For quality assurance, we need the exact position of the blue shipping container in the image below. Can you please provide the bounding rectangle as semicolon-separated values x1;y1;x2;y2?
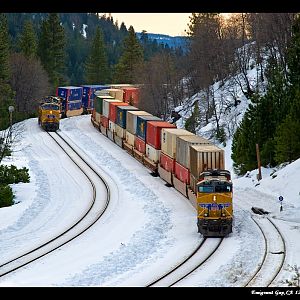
136;115;163;141
116;106;139;128
82;85;110;109
57;86;83;101
68;100;82;111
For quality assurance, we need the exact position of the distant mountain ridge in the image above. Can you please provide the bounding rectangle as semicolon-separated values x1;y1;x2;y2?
136;32;188;51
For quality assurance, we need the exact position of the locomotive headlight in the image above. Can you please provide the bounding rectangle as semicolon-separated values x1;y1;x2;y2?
50;110;53;114
222;213;226;217
213;195;216;202
204;213;208;217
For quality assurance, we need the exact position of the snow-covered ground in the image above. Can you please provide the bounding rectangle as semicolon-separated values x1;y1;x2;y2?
0;115;299;287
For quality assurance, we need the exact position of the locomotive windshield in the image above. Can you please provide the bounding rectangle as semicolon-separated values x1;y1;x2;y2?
198;181;232;193
41;104;60;110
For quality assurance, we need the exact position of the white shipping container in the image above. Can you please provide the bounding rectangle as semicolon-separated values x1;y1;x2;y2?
125;131;135;146
109;120;116;132
126;110;151;134
115;124;125;138
161;128;194;159
146;144;161;163
189;144;225;178
108;88;124;101
176;135;212;169
102;99;121;118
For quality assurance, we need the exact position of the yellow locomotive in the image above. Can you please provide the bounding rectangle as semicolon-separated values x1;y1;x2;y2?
38;101;60;132
196;169;233;237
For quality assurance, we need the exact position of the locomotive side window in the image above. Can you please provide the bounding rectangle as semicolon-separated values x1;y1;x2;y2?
215;184;232;193
42;104;60;110
198;186;214;193
198;183;232;193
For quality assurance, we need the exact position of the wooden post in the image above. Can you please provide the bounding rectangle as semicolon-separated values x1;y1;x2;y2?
256;143;262;181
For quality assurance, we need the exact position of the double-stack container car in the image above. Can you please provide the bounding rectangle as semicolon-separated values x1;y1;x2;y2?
89;83;233;237
82;85;109;113
56;86;83;118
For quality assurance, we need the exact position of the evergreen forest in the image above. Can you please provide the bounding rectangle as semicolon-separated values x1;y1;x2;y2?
1;13;300;176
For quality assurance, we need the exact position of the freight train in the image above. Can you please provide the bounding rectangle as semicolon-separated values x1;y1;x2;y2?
89;91;233;237
38;100;60;132
55;84;140;118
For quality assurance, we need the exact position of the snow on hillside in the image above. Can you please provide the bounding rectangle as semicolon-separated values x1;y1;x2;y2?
176;42;267;145
0;116;299;287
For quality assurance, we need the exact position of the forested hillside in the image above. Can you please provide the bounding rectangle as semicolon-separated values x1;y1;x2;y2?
0;12;177;127
1;13;300;177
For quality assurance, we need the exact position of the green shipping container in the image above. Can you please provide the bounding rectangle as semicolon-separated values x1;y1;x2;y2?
94;95;115;114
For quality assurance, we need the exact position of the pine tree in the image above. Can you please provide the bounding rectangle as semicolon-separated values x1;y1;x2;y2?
273;15;300;165
274;113;300;163
113;25;144;83
185;102;200;134
18;20;37;59
231;104;259;175
84;27;109;84
37;13;66;90
0;13;14;130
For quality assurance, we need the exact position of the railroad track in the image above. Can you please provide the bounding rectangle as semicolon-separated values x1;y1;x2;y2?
244;215;286;287
147;237;223;287
0;131;111;278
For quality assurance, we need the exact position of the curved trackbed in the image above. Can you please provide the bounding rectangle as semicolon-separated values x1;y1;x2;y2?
0;131;110;277
244;215;286;287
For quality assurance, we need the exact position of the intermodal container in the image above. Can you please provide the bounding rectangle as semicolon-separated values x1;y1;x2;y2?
108;88;124;101
145;144;161;163
161;128;194;159
94;88;112;97
94;95;115;114
160;152;175;173
100;115;109;128
67;100;82;110
123;87;140;106
82;85;108;110
57;86;83;101
108;120;116;133
146;121;176;150
189;144;225;178
95;112;101;124
92;108;96;121
126;111;152;135
116;106;139;129
115;124;125;138
176;135;212;169
109;102;129;123
103;99;122;118
136;115;163;141
125;131;135;146
135;136;146;154
174;161;190;184
111;84;134;89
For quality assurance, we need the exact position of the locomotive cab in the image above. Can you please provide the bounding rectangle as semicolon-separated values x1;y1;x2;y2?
196;169;233;237
38;103;60;132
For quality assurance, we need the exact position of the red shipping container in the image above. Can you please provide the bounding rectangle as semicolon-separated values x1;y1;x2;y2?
174;161;190;184
146;121;176;150
109;102;128;123
160;152;175;173
123;87;140;106
134;136;146;154
100;115;109;128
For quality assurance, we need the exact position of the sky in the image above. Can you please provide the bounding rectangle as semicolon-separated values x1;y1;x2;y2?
105;13;192;36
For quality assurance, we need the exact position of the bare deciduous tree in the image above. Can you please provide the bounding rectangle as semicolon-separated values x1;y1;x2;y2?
9;53;51;115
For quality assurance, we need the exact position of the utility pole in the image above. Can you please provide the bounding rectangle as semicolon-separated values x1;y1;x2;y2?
256;143;262;181
8;106;14;143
